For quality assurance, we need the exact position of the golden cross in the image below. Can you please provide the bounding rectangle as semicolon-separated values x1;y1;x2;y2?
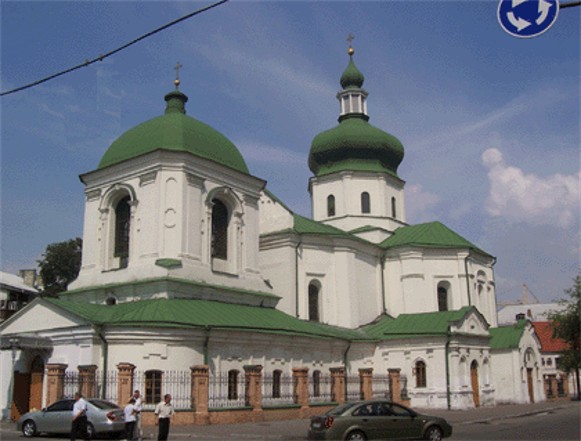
174;62;183;88
347;33;355;46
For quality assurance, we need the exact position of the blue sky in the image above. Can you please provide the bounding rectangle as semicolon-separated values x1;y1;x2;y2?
1;1;579;304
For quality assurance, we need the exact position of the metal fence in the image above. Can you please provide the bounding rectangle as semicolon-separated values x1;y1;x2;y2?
209;371;247;409
133;370;191;410
345;374;362;401
308;372;333;403
262;371;295;406
372;374;390;399
63;370;79;398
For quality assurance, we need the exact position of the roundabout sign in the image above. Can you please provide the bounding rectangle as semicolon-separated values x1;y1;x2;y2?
497;0;560;38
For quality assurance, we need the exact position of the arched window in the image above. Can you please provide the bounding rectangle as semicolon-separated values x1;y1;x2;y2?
415;361;427;388
361;192;370;214
272;370;282;398
391;197;397;219
145;370;162;404
308;282;320;322
327;195;335;217
437;286;448;312
312;370;321;397
114;196;131;268
228;370;239;400
211;199;229;260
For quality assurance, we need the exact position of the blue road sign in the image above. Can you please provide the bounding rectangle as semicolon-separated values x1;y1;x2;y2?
497;0;560;38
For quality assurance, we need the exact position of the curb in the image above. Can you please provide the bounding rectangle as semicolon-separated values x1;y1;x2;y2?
457;404;571;425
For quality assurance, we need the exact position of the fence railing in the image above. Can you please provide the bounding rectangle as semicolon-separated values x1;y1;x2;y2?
309;373;333;403
372;374;390;399
209;371;247;409
345;374;362;401
262;372;295;406
133;370;191;410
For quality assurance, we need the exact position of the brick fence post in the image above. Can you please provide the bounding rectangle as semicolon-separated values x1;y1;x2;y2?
330;367;345;404
244;365;263;420
45;364;67;406
191;365;209;424
117;362;135;407
388;368;402;404
293;367;309;415
78;365;98;398
359;368;373;400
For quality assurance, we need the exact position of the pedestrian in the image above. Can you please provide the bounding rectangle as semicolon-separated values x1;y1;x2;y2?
132;390;143;441
71;392;89;441
124;398;137;441
154;394;175;441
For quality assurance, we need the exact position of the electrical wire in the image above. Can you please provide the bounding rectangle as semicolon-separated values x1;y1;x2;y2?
0;0;229;97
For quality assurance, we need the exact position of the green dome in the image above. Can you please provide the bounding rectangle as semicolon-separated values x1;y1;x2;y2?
340;55;365;89
309;115;404;177
98;90;249;174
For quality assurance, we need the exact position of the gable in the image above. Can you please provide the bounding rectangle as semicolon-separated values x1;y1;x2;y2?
451;309;489;336
0;300;89;335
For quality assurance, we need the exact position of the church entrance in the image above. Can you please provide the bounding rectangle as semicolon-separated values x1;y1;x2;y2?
470;361;480;407
10;356;44;421
527;368;535;403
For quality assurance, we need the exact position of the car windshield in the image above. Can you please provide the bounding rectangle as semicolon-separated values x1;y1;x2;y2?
89;399;120;410
327;402;357;416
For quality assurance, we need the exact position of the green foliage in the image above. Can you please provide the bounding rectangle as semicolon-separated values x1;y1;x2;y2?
548;274;581;398
38;238;82;297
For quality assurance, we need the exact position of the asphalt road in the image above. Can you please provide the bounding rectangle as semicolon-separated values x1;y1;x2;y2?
2;402;579;441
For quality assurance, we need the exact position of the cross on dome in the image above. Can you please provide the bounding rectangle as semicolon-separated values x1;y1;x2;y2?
347;33;355;55
174;62;183;89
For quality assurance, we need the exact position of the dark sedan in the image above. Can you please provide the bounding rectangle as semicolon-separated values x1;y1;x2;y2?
308;400;452;441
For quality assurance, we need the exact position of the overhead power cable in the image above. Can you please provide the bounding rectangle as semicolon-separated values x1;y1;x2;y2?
1;0;229;97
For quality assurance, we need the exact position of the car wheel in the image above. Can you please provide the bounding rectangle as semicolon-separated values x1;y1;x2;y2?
22;420;37;437
425;426;443;441
87;422;96;439
345;430;367;441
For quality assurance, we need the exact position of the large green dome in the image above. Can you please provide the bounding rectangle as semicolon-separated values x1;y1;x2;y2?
309;52;404;177
98;90;249;174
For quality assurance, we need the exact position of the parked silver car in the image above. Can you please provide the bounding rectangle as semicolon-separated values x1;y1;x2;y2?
17;398;125;438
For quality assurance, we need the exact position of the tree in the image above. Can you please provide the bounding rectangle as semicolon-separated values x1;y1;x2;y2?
37;237;82;297
548;274;581;400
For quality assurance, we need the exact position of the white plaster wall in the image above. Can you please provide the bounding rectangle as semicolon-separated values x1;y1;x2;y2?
259;193;294;234
259;245;297;316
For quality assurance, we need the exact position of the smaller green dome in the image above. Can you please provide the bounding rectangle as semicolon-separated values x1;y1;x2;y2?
309;115;404;177
98;89;249;174
340;55;365;89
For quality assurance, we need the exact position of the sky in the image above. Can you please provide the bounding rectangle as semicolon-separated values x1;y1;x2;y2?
1;0;579;305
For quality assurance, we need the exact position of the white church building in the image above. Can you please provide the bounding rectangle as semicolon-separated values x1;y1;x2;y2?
0;47;545;422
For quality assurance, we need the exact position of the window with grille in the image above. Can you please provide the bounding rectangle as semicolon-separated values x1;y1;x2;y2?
415;361;427;388
227;370;239;400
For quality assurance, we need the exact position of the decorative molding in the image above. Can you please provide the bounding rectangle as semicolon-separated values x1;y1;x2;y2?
85;189;102;201
139;171;157;186
186;173;205;188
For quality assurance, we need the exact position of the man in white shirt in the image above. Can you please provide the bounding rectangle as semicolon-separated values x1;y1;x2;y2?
154;394;175;441
71;392;89;441
132;390;143;441
124;398;137;441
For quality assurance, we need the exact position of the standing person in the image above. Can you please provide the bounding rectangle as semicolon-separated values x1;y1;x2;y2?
123;398;137;441
71;392;89;441
132;390;143;441
154;394;175;441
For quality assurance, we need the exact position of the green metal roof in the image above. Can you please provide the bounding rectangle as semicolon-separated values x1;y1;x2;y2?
309;116;404;178
360;307;477;340
489;320;527;349
98;90;249;174
380;221;490;256
340;55;365;89
46;298;371;341
293;214;353;237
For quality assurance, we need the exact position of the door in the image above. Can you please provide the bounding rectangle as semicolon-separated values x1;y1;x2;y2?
11;372;30;421
470;361;480;407
376;402;423;439
527;368;535;403
40;399;74;433
29;356;44;411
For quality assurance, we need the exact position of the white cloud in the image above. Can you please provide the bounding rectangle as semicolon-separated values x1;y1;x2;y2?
482;148;580;228
405;184;441;223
